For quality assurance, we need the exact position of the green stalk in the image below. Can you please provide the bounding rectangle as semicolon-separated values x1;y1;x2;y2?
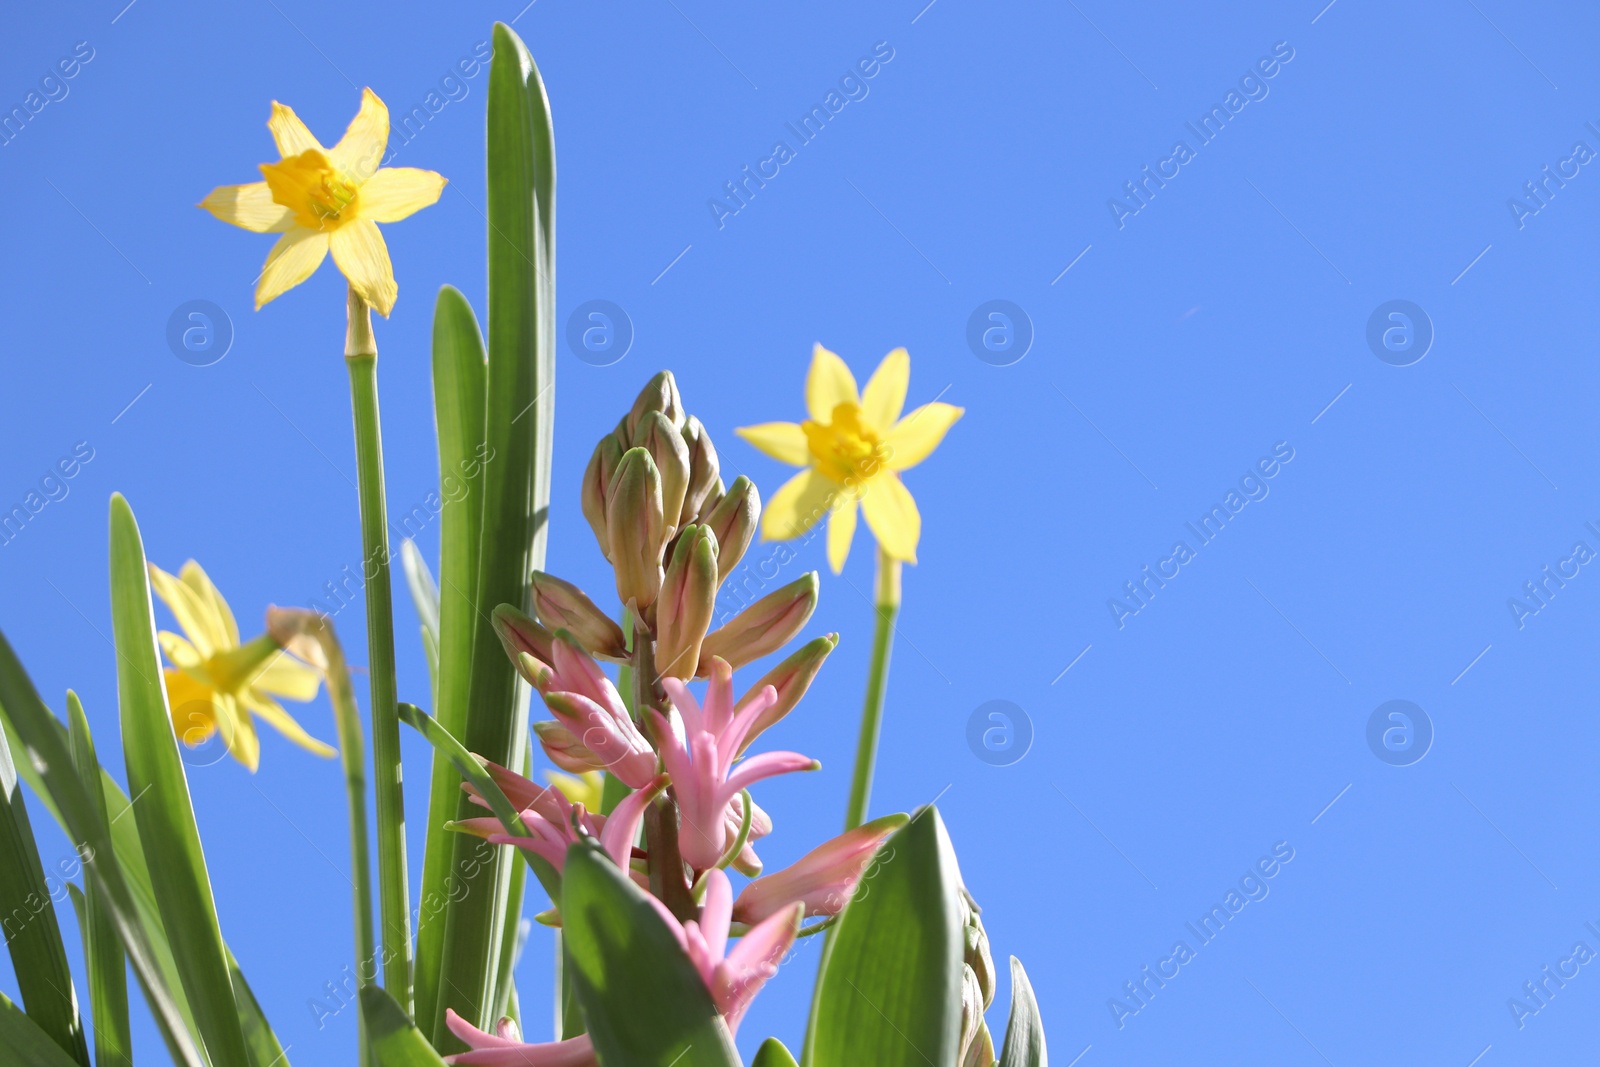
345;289;413;1012
302;614;376;1065
843;549;901;830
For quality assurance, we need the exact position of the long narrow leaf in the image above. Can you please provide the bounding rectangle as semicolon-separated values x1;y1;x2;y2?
435;20;556;1047
109;492;251;1065
997;956;1047;1067
0;992;85;1067
415;284;487;1033
0;695;88;1065
561;841;741;1067
65;694;131;1067
398;704;560;903
806;806;964;1067
0;627;207;1067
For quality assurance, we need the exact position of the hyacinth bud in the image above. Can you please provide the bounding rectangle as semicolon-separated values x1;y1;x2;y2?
701;475;759;582
606;447;666;611
581;433;625;560
680;416;721;526
634;411;691;539
625;370;684;438
530;571;628;661
492;604;555;678
734;633;837;755
532;719;603;775
961;886;996;1010
698;572;819;673
958;970;994;1067
655;525;719;681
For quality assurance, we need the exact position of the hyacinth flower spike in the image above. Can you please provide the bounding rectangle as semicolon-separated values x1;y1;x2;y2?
442;1013;596;1067
653;658;820;871
648;868;803;1035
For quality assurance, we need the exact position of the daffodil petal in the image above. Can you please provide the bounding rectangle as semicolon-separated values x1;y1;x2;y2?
256;228;330;310
882;402;964;471
806;344;859;423
761;468;836;542
331;87;389;182
148;564;221;659
826;496;858;574
253;652;322;702
860;348;909;433
242;691;336;758
179;560;239;649
157;631;202;671
860;474;920;563
215;693;261;772
268;101;323;158
330;219;397;317
358;167;445;223
164;669;217;747
199;182;294;233
735;422;809;466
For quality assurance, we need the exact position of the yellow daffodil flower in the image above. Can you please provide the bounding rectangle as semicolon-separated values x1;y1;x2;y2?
200;88;445;316
150;561;335;772
545;770;606;813
736;345;963;574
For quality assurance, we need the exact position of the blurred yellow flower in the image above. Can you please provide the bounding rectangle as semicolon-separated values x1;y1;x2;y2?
200;87;445;316
151;561;335;772
736;345;962;573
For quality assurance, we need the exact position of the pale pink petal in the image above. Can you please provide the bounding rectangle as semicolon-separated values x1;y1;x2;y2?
715;902;802;1032
701;658;735;739
599;774;666;869
443;1010;598;1066
717;685;777;770
722;750;819;798
661;676;705;740
732;817;902;923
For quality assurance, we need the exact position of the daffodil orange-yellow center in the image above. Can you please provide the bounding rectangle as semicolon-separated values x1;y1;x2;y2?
261;149;361;231
803;403;891;486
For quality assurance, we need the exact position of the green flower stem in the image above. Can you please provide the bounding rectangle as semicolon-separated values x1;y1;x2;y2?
345;290;413;1012
631;626;696;921
843;548;901;831
275;611;375;1067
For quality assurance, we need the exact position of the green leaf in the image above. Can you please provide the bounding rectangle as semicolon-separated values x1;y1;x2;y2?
413;284;486;1035
0;991;86;1067
65;695;131;1067
807;807;964;1067
398;704;561;904
109;492;251;1066
997;957;1047;1067
0;695;88;1065
0;625;207;1067
561;840;741;1067
399;539;441;646
753;1037;800;1067
362;986;449;1067
433;18;557;1047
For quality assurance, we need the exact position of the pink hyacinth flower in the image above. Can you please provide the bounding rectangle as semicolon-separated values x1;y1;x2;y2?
442;1011;597;1066
647;868;803;1034
457;764;666;881
532;632;657;789
732;812;907;924
653;658;819;871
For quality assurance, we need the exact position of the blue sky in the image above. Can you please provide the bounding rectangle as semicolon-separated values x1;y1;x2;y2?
4;0;1600;1063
